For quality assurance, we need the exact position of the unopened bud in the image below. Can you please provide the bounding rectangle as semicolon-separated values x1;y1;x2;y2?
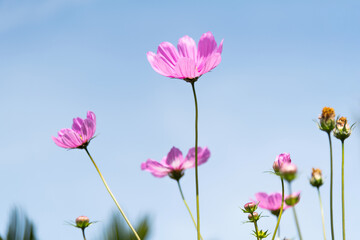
273;153;291;174
317;107;336;133
333;116;353;141
244;202;257;213
310;168;324;187
280;163;297;182
75;216;90;229
248;212;259;222
285;192;300;206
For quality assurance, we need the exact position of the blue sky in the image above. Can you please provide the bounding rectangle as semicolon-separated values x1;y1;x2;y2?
0;0;359;239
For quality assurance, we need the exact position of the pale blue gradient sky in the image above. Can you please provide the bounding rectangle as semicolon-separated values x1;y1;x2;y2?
1;0;360;239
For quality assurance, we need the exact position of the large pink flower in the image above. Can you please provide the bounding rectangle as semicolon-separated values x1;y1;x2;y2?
52;111;96;149
147;32;223;81
141;146;210;180
254;192;294;216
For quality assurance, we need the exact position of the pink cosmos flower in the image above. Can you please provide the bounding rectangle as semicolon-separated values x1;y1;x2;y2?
147;32;223;81
141;146;210;180
273;152;292;172
254;192;293;216
52;111;96;149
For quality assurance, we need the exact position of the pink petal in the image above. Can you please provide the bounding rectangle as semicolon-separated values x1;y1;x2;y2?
72;117;84;135
141;159;171;177
52;136;69;148
255;192;269;209
147;52;175;77
157;42;179;68
217;39;224;54
177;35;197;60
182;147;210;169
174;57;198;79
81;118;95;142
87;111;96;123
165;147;183;169
199;53;221;75
197;32;218;60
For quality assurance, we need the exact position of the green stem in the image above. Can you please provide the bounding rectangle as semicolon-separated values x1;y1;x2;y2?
289;184;303;240
327;132;335;240
191;82;200;240
271;177;285;240
252;216;260;240
84;148;141;240
341;140;346;240
177;180;204;240
81;228;86;240
317;187;327;240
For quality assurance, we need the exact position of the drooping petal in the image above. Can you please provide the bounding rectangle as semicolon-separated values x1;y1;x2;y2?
53;129;83;148
174;57;198;79
182;147;210;169
147;52;175;77
197;32;218;60
165;147;184;170
177;35;197;60
157;42;179;68
141;159;171;177
52;136;70;148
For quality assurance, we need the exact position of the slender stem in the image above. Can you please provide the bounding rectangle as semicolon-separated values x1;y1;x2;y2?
341;140;346;240
271;177;285;240
84;148;141;240
327;132;335;240
81;229;86;240
191;82;200;240
289;183;303;240
317;187;327;240
177;180;204;240
277;217;280;239
252;216;260;240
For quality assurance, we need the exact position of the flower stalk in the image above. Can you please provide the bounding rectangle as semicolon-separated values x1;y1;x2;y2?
317;187;327;240
341;140;346;240
327;132;335;240
288;183;302;240
271;177;285;240
177;180;204;240
191;81;201;240
84;148;141;240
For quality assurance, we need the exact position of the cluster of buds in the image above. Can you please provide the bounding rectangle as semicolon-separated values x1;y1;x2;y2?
333;116;354;141
310;168;324;188
242;202;269;239
317;107;336;133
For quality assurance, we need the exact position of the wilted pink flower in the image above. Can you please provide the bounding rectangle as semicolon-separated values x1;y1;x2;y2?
255;192;292;216
141;146;210;180
273;153;292;172
52;111;96;149
147;32;223;81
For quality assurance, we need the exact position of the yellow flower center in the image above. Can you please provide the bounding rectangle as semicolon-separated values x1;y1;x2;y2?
321;107;335;120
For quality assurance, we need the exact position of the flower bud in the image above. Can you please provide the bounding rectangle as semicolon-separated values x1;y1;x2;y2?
285;192;300;206
279;163;297;182
248;212;259;222
310;168;324;187
244;202;257;213
333;116;353;141
318;107;336;133
75;216;90;229
273;153;291;174
253;229;270;239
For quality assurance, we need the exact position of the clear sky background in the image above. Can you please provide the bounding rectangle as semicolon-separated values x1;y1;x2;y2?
1;0;359;239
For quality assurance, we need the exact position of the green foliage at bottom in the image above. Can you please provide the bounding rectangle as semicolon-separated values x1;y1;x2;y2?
1;208;37;240
102;213;150;240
